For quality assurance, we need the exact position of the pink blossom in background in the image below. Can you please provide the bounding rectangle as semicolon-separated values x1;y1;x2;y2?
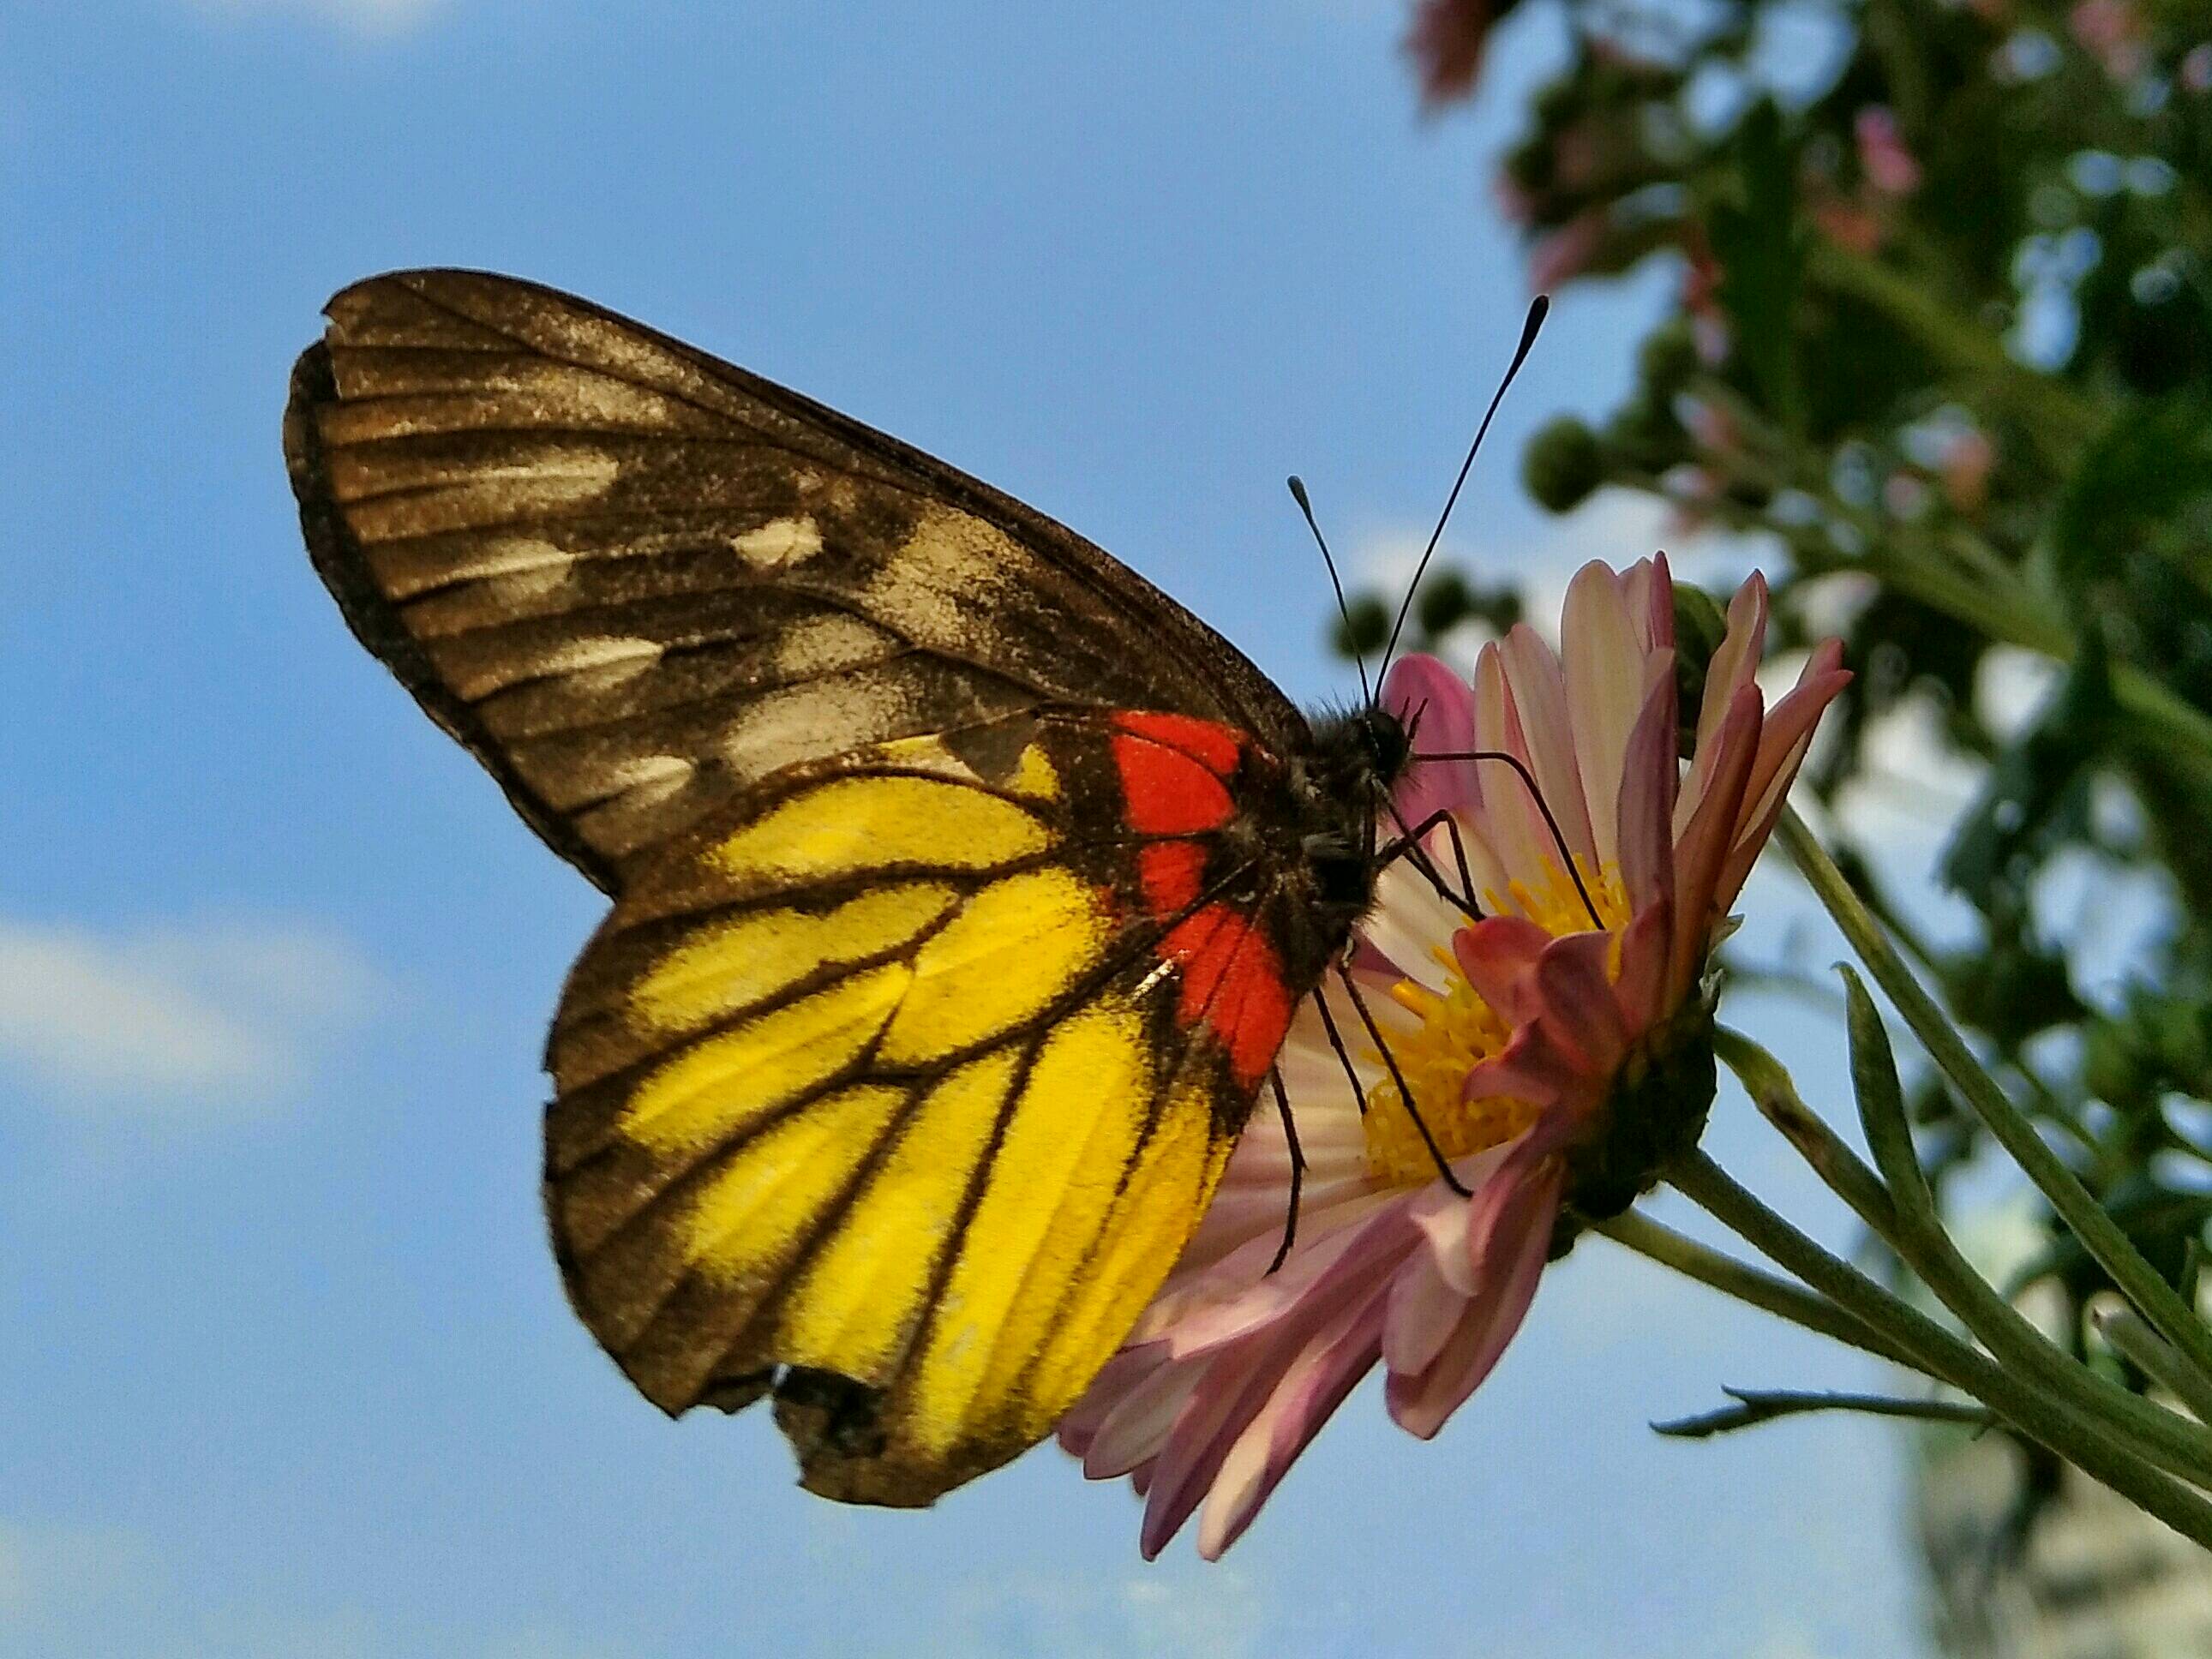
1406;0;1497;109
1854;106;1923;196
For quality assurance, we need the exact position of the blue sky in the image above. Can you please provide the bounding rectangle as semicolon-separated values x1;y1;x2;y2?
2;3;1934;1654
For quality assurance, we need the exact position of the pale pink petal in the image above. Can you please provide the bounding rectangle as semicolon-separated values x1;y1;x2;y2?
1080;1350;1200;1478
1384;653;1481;830
1195;1297;1388;1560
1386;1153;1565;1438
1059;1345;1162;1460
1616;665;1680;912
1382;1237;1472;1375
1363;859;1467;994
1406;1139;1525;1291
1499;624;1599;869
1561;561;1650;868
1155;1203;1412;1359
1424;812;1514;920
1682;573;1768;831
1472;642;1558;897
1139;1268;1380;1559
1668;683;1762;1003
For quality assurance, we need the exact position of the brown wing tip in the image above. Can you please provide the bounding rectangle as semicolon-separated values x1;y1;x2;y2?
776;1372;965;1510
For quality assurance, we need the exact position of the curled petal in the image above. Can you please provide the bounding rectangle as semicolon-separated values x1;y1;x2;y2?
1451;914;1554;1022
1531;929;1628;1075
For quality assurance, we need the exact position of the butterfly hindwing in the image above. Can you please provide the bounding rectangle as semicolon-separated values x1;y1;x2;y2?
284;269;1306;893
543;714;1304;1503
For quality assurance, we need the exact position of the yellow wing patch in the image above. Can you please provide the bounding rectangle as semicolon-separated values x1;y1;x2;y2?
545;728;1262;1508
709;774;1049;887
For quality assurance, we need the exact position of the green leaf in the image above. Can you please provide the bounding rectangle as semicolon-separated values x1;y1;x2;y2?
1709;100;1803;428
2052;392;2212;603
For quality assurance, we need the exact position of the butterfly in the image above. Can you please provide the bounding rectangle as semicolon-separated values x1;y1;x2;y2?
284;270;1443;1507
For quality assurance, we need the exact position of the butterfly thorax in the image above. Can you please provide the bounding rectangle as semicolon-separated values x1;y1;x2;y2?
1276;704;1412;961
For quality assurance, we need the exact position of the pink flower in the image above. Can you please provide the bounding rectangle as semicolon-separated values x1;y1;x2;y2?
1061;559;1849;1559
1937;428;1997;514
2070;0;2148;80
1406;0;1498;110
1526;209;1611;291
1854;107;1923;196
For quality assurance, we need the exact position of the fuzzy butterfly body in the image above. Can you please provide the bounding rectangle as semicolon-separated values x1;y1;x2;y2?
285;270;1407;1505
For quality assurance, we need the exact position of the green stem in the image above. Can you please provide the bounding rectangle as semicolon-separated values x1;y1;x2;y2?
1779;808;2212;1392
1594;1210;1928;1374
1803;242;2101;452
1652;1387;1992;1440
1828;979;2212;1487
2095;1297;2212;1429
1669;1150;2212;1548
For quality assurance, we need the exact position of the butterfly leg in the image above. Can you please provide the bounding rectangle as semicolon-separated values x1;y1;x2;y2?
1264;1066;1304;1276
1376;804;1483;919
1335;966;1472;1198
1404;747;1604;926
1310;982;1369;1120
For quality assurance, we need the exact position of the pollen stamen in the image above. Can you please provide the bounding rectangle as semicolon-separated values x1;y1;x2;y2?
1358;859;1628;1185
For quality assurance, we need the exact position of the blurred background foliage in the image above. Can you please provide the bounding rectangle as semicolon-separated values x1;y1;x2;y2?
1350;0;2212;1638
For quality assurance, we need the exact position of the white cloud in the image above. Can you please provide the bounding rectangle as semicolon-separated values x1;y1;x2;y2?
0;1516;636;1659
1352;487;1789;672
187;0;444;36
0;916;384;1118
912;1568;1265;1659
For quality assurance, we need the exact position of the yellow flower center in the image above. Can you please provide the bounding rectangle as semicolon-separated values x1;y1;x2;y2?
1360;856;1633;1186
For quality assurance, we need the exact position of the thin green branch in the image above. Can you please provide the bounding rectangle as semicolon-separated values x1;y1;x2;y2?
1594;1210;1927;1374
1833;973;2212;1487
1668;1149;2212;1548
1653;1386;1992;1441
1778;809;2212;1392
2095;1297;2212;1429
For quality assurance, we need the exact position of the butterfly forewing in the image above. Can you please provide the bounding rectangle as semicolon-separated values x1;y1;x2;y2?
285;270;1305;893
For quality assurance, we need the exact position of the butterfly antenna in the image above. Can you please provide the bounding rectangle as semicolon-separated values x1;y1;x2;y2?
1287;475;1371;708
1376;295;1550;685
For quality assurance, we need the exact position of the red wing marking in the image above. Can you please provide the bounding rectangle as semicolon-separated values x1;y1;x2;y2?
1109;712;1292;1084
1159;903;1296;1087
1110;710;1244;776
1136;841;1208;918
1111;731;1234;836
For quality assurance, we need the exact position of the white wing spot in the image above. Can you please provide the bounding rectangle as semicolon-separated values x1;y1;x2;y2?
602;753;696;806
537;636;666;680
732;517;824;569
774;614;896;678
